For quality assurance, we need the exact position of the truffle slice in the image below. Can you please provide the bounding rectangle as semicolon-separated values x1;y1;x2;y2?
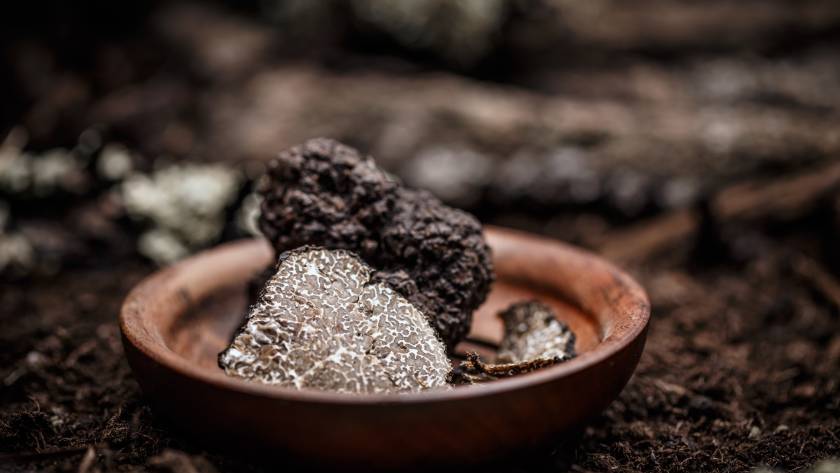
219;247;451;394
449;301;576;384
258;138;494;349
496;300;576;364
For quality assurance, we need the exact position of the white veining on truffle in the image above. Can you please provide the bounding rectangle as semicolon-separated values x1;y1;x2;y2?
219;247;451;394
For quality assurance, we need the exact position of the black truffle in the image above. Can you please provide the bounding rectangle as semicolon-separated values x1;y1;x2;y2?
448;301;576;384
219;246;451;393
258;138;494;349
496;300;576;364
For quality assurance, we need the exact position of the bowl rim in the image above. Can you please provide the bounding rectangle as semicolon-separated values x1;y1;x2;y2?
120;225;649;406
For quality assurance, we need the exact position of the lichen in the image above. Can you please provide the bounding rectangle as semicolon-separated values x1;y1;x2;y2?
0;128;89;197
121;163;241;264
219;246;451;394
403;147;493;207
96;144;134;181
0;232;34;275
0;201;34;275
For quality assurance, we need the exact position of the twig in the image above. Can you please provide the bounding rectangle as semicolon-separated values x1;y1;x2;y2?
77;446;96;473
598;162;840;263
449;352;563;384
791;254;840;310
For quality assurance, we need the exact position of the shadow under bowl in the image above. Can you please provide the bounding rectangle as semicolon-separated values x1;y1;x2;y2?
120;226;649;468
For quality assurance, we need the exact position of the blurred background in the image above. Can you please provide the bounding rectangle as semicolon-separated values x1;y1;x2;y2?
1;1;840;471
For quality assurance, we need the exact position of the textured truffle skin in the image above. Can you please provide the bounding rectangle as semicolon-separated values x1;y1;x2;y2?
219;247;450;394
258;138;494;349
496;301;576;363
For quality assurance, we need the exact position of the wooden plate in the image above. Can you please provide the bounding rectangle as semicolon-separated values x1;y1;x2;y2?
120;226;649;468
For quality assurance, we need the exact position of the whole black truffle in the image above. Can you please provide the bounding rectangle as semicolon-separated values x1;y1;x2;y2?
258;138;494;349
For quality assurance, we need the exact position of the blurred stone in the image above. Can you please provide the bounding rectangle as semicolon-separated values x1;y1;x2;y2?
234;192;262;237
605;169;652;217
490;148;601;208
350;0;507;67
97;143;134;181
403;147;492;206
657;177;701;209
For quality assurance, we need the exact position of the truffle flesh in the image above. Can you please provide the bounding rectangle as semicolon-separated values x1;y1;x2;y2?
219;246;451;394
496;300;576;364
449;301;576;384
258;138;494;349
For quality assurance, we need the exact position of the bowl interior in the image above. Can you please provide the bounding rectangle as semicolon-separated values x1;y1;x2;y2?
166;273;601;372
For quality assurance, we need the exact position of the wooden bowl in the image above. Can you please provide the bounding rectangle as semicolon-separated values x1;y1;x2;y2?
120;226;649;468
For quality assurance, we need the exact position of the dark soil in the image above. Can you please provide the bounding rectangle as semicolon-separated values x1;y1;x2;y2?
2;213;839;472
1;1;839;472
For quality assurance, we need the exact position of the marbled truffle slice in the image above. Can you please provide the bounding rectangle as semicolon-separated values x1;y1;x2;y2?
496;301;576;364
448;301;577;384
219;247;450;394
